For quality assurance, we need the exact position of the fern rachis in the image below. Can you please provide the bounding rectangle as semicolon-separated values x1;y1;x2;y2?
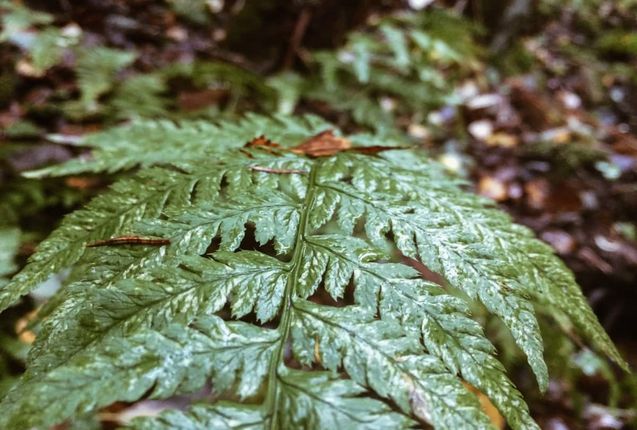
0;115;626;429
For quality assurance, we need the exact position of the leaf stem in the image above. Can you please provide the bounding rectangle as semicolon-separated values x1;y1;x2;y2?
264;162;319;429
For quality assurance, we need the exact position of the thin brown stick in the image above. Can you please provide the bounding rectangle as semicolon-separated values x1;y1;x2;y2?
282;7;312;70
86;236;171;247
249;165;308;175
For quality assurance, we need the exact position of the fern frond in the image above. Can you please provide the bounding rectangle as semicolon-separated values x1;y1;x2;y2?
292;301;496;428
0;115;625;429
0;1;79;75
27;114;330;177
298;234;538;429
108;74;168;119
26;28;78;74
129;403;265;430
0;316;278;429
0;1;53;42
165;61;276;101
286;8;481;130
74;47;136;113
130;371;410;430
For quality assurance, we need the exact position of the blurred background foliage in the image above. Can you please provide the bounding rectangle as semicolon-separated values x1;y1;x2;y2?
0;0;636;428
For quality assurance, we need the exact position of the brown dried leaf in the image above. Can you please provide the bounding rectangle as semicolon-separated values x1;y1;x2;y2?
243;135;283;156
291;130;352;157
290;130;407;158
245;135;280;149
65;176;102;190
353;145;411;155
177;88;228;112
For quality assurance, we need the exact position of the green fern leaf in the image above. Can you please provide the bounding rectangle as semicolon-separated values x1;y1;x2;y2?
299;233;538;429
130;371;410;430
0;1;53;42
291;301;496;428
26;114;330;177
293;8;481;131
381;24;411;69
0;115;626;429
0;316;278;429
109;74;168;119
27;28;78;74
129;403;265;430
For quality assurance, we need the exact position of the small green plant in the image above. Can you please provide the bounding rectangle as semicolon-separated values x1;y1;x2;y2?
0;115;626;429
0;0;80;76
269;9;481;133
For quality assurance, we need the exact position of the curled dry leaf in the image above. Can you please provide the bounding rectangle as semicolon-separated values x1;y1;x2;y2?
291;130;409;157
291;130;352;157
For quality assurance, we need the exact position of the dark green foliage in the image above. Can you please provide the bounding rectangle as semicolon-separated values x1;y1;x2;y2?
270;9;482;132
0;228;19;291
0;2;479;130
0;115;626;429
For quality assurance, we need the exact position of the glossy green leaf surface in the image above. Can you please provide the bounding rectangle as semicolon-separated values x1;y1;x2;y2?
0;115;625;429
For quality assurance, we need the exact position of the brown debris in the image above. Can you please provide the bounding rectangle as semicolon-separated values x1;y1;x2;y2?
313;336;321;364
578;247;614;274
86;236;171;247
478;176;509;202
290;130;407;157
485;132;518;148
352;144;411;155
177;88;229;112
244;135;283;156
15;310;38;345
65;176;103;190
246;135;281;149
291;130;352;157
509;80;563;131
541;230;576;255
524;178;550;210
